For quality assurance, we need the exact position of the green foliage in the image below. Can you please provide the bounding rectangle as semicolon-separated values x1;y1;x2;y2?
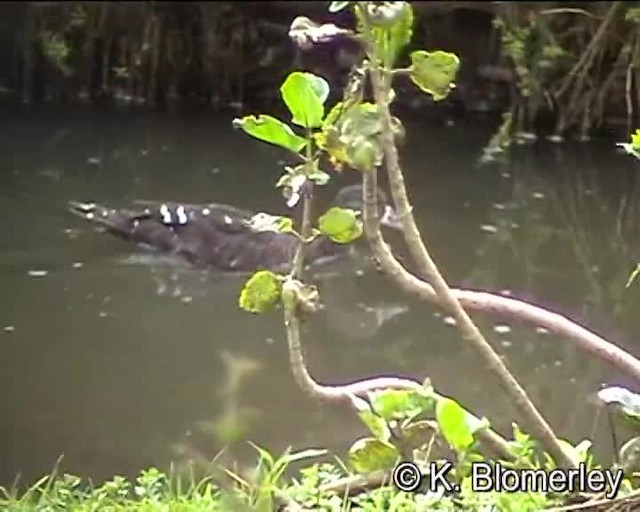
368;388;436;422
318;207;363;244
617;129;640;161
348;437;399;473
238;271;283;314
356;2;414;68
0;468;223;511
223;443;327;511
435;398;478;453
409;50;460;101
315;102;405;172
232;115;307;153
280;72;330;129
626;7;640;24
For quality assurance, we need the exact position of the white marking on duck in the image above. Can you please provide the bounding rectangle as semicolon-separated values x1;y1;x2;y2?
176;205;188;225
223;215;233;225
202;208;210;216
86;212;94;220
493;324;511;334
159;204;172;224
102;210;108;216
133;220;140;228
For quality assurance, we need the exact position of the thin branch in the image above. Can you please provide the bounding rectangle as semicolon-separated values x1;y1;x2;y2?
366;59;574;468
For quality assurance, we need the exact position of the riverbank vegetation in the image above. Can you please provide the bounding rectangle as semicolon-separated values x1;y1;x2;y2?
4;1;640;511
1;2;638;140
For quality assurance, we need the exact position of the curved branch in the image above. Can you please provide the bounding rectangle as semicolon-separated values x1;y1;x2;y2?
366;64;575;468
282;284;517;463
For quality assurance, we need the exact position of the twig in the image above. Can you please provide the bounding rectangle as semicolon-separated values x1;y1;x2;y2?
555;1;621;100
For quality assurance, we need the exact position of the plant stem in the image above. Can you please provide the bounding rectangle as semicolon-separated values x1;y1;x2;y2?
366;60;575;469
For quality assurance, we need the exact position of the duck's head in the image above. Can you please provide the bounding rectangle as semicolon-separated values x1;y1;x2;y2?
333;184;402;230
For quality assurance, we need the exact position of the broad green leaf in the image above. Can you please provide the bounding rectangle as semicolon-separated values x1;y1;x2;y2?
317;102;384;171
350;396;392;441
386;3;414;64
233;115;307;152
409;50;460;101
358;3;413;67
348;437;399;473
347;137;380;172
318;207;363;244
402;420;437;451
435;397;483;453
368;388;435;422
280;72;328;129
329;1;350;13
358;410;392;441
245;212;295;234
305;73;330;105
239;270;282;314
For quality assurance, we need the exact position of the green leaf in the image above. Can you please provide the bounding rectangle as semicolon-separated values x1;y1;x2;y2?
347;137;380;172
436;397;484;453
618;129;640;161
245;213;295;234
358;3;413;67
233;115;307;152
402;420;437;451
318;207;363;244
317;102;385;171
329;1;350;13
409;50;460;101
280;72;328;129
386;3;414;63
239;271;282;314
348;437;399;473
350;396;392;441
369;389;435;422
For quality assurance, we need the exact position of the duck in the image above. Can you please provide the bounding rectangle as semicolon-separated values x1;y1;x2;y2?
67;184;401;273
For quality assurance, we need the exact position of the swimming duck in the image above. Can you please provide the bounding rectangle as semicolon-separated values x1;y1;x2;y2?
67;185;401;273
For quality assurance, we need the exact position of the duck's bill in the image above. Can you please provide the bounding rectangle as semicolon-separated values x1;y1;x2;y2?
380;204;402;230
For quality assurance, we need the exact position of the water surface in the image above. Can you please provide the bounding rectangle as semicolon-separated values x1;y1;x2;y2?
1;103;640;486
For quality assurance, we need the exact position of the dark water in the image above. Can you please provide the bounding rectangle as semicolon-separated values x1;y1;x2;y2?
1;102;640;486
